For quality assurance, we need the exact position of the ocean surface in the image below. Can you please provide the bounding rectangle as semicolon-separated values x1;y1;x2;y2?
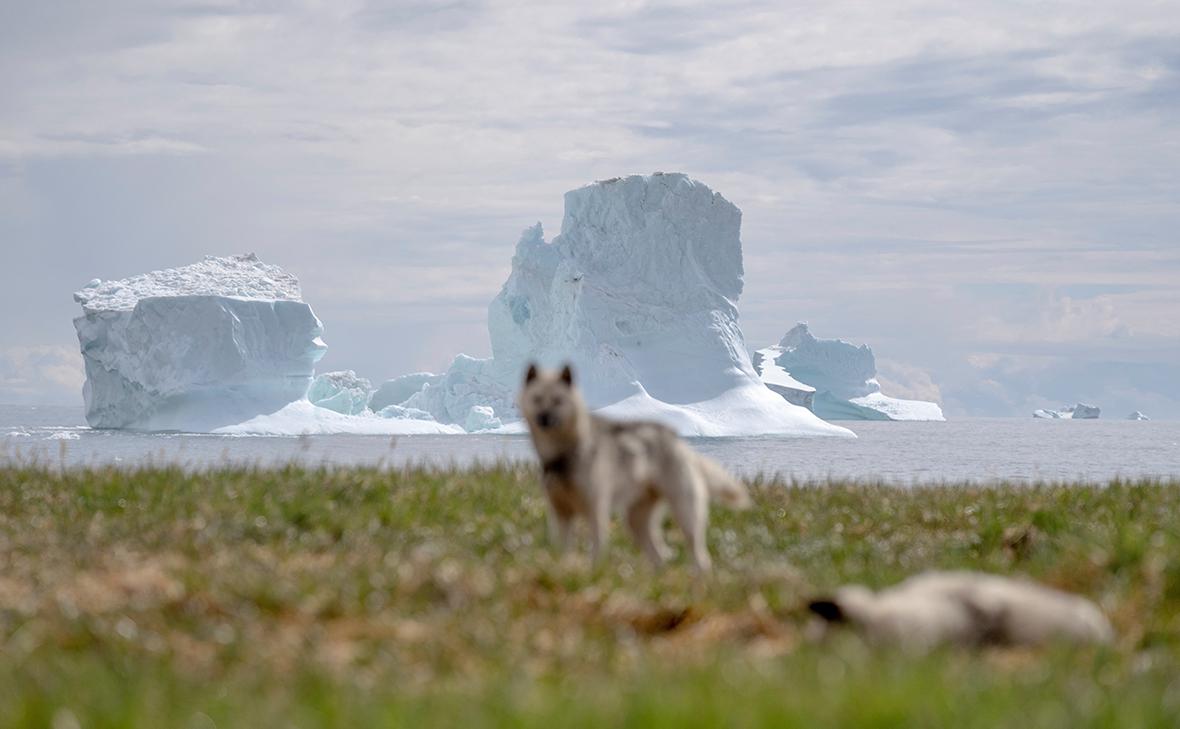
2;404;1177;484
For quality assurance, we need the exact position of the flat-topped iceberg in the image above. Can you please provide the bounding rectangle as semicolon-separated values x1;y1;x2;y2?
73;255;455;435
385;173;852;438
754;323;945;421
1034;404;1101;420
74;254;328;431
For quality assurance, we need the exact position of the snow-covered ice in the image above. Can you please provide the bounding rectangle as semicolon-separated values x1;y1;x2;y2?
370;372;440;412
72;255;454;435
754;323;944;421
1034;404;1101;420
464;405;502;432
752;345;816;409
74;255;328;431
214;400;461;435
392;173;852;437
308;370;373;415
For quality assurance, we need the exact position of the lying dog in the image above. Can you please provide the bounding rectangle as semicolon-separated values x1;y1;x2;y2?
518;364;749;572
809;571;1113;651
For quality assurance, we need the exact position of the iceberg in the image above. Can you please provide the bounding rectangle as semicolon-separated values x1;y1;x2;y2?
73;255;455;435
754;323;945;421
1127;411;1150;421
308;370;373;415
1033;404;1101;420
73;254;328;431
370;372;441;412
394;173;851;437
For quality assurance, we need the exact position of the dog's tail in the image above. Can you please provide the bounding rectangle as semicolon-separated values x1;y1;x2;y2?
691;451;752;509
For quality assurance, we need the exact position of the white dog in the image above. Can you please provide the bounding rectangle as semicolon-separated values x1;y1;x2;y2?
518;364;749;572
809;571;1114;651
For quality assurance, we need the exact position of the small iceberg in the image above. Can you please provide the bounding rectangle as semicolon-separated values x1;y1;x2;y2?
1033;403;1101;420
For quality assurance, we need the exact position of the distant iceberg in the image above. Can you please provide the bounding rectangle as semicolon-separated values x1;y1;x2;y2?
73;255;454;435
754;323;944;421
1127;411;1150;421
1034;404;1101;420
382;173;852;438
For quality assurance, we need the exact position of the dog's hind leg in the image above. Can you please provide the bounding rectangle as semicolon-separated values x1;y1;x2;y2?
626;495;671;567
668;474;712;573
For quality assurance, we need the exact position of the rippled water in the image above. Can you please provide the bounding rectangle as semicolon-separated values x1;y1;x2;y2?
2;405;1177;484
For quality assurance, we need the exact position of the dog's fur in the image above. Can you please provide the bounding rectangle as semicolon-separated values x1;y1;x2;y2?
808;571;1113;651
518;364;749;572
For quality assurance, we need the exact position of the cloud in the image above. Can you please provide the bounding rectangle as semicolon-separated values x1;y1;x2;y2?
974;291;1133;345
0;0;1177;413
876;359;943;404
0;346;84;405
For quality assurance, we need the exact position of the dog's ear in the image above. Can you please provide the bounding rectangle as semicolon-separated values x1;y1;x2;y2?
525;363;538;384
808;598;846;623
559;363;574;386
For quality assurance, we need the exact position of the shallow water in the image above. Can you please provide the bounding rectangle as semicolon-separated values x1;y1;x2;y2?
2;404;1177;484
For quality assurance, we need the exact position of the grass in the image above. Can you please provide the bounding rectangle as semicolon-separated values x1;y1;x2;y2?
1;464;1179;727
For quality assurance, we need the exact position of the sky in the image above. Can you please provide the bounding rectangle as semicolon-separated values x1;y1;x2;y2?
1;0;1178;418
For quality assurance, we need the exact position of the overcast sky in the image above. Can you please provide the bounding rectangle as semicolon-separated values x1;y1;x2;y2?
1;0;1178;418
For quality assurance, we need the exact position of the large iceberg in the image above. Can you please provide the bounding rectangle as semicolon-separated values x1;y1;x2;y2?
754;323;945;421
388;173;852;438
73;255;456;434
74;254;328;431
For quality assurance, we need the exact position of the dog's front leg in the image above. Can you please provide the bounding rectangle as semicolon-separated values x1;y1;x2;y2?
588;494;610;565
547;504;574;553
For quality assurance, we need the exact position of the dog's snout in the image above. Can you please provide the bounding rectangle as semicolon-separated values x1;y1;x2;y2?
537;411;555;428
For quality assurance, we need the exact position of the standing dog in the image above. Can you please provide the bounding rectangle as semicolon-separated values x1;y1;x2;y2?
518;363;750;572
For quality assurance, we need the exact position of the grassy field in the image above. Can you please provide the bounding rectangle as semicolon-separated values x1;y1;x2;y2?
1;464;1179;728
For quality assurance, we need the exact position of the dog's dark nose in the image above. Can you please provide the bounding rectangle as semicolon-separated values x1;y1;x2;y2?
537;411;554;428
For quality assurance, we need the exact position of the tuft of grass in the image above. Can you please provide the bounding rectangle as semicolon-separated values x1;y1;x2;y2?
1;465;1179;727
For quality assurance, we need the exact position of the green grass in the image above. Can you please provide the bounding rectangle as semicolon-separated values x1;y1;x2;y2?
1;464;1179;727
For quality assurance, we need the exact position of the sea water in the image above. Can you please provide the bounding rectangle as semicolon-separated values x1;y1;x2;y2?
2;405;1177;484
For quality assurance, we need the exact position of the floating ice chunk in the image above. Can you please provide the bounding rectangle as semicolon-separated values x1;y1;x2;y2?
308;370;372;415
463;405;502;432
756;323;944;421
1127;411;1150;421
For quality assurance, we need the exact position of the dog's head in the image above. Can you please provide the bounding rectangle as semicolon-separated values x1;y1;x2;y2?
519;363;583;435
